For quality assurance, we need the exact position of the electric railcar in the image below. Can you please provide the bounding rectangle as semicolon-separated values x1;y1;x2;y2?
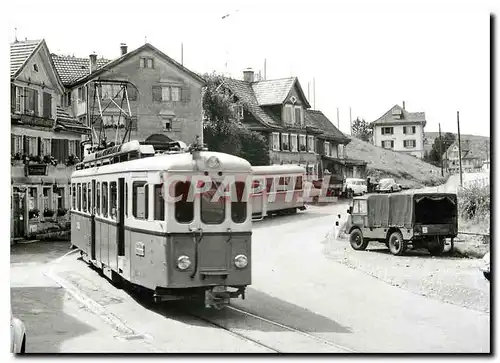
70;141;252;308
251;165;307;221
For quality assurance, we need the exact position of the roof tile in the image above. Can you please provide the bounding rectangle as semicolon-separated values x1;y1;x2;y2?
372;104;426;125
305;110;349;142
10;40;42;76
51;54;111;85
251;78;296;105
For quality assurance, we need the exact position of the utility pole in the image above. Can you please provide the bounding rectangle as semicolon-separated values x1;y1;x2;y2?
264;59;267;80
307;82;310;102
349;107;352;135
439;123;443;176
313;78;316;110
181;43;183;66
457;111;463;187
337;107;340;128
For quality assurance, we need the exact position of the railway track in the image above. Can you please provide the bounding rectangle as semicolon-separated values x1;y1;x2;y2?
183;304;354;353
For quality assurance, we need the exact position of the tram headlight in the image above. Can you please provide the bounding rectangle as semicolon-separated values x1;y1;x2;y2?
177;255;191;270
207;156;220;169
234;254;248;269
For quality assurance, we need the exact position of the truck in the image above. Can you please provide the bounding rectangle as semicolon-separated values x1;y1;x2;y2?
344;192;458;256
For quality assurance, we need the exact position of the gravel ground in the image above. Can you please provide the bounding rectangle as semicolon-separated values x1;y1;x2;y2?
322;231;490;313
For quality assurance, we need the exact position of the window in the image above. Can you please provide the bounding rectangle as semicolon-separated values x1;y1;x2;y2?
170;87;180;102
382;140;394;149
42;92;52;119
272;132;280;151
27;136;38;156
295;176;303;190
299;135;306;152
282;134;289;151
235;104;244;119
359;200;367;214
28;187;38;210
78;87;87;102
41;139;51;156
201;182;225;225
63;92;72;107
174;181;194;223
307;136;315;152
68;140;76;156
88;183;91;213
82;184;87;212
140;57;154;69
290;134;298;152
33;64;38;72
14;86;24;113
231;182;247;223
381;127;394;135
154;184;165;221
102;182;108;217
133;182;148;220
110;182;117;220
24;88;39;115
42;187;51;211
77;184;82;211
284;104;294;124
11;135;22;154
352;200;360;214
163;118;172;131
266;178;274;193
55;187;64;210
294;106;303;125
72;184;76;210
96;182;101;215
125;183;128;217
404;140;416;148
324;141;331;156
161;87;170;101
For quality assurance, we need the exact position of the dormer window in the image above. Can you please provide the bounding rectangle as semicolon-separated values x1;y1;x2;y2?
33;64;38;72
234;105;244;120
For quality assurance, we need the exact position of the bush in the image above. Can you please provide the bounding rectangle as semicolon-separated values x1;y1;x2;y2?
29;208;40;219
457;183;490;236
57;208;68;217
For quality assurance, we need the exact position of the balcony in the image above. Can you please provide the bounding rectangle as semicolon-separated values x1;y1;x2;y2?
11;113;54;128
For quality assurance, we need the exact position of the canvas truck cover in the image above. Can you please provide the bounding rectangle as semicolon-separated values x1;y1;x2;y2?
413;193;457;205
388;194;414;228
367;194;390;227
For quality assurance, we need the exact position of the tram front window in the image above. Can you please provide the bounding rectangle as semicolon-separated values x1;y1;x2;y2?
174;181;193;223
231;181;247;223
201;181;225;225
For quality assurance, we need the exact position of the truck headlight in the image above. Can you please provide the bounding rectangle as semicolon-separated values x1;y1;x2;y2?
234;254;248;268
177;255;191;270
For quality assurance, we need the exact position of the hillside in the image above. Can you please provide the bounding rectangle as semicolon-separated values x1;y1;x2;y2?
424;132;490;158
345;136;446;188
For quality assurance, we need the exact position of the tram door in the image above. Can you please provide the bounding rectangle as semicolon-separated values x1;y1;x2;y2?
117;178;125;257
91;180;96;260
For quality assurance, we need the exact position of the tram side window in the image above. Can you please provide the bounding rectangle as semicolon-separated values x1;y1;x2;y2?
201;181;225;225
295;176;303;190
154;184;165;221
96;182;101;215
133;182;149;220
125;183;128;217
88;182;91;213
231;181;247;223
174;181;193;223
82;184;87;213
102;182;108;217
110;182;117;220
72;184;76;210
77;184;82;211
266;178;273;193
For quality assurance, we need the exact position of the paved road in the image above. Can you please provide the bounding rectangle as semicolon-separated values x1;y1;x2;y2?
10;204;490;353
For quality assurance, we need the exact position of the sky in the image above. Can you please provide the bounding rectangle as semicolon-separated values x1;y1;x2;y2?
2;0;494;137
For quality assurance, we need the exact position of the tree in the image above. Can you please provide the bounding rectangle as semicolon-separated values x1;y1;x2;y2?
351;117;373;142
425;132;456;166
202;72;270;166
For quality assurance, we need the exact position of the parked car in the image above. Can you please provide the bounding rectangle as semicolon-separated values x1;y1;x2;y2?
480;252;490;281
345;192;458;256
344;178;367;196
376;178;401;193
11;315;26;354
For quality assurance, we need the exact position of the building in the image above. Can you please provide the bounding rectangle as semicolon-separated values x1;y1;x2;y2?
305;110;367;179
52;43;205;152
10;39;90;240
371;102;426;158
443;140;484;174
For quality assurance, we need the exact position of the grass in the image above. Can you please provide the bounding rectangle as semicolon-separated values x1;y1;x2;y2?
345;136;447;188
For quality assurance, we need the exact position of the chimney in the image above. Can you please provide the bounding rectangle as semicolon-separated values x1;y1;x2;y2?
243;68;254;83
89;53;97;73
402;101;406;110
120;43;128;56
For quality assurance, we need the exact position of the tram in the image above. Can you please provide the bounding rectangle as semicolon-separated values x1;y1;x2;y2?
251;165;307;221
70;140;252;308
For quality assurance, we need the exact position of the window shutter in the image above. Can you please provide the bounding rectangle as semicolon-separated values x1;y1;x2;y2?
51;139;59;161
11;84;15;112
37;137;42;156
34;90;39;115
152;86;162;102
412;126;416;134
403;127;406;134
181;87;191;102
391;141;394;148
76;140;81;159
63;139;69;162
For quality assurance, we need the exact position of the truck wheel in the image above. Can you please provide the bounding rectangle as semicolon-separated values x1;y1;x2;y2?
388;231;406;255
349;229;368;251
428;237;445;256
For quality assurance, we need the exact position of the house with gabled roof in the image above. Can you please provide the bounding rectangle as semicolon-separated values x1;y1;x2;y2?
10;39;90;240
371;102;426;158
305;110;367;179
222;69;323;174
443;140;485;174
52;43;205;151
